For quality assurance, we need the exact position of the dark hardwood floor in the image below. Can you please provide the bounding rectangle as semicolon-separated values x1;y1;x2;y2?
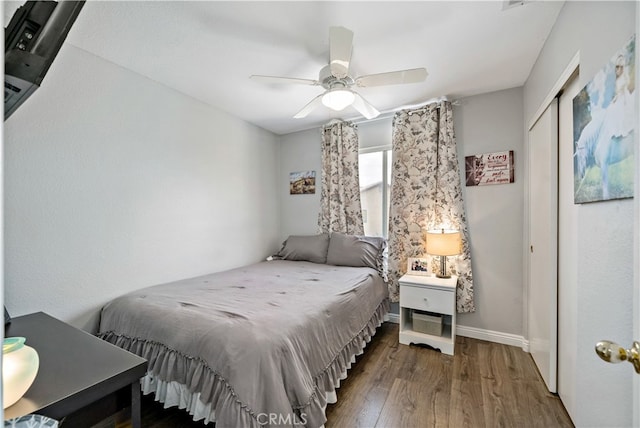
131;322;573;427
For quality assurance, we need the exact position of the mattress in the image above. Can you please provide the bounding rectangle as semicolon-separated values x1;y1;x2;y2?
98;260;388;427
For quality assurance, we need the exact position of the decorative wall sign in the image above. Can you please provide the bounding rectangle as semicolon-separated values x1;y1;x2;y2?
573;35;635;204
289;170;316;194
465;150;514;186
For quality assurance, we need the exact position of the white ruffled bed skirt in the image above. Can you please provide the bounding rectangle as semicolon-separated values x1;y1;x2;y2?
140;338;368;426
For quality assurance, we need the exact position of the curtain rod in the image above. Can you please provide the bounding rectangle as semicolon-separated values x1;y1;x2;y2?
349;96;460;125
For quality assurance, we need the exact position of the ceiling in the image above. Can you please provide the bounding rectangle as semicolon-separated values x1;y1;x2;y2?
6;1;565;135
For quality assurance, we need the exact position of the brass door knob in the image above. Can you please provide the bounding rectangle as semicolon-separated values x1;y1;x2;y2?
595;340;640;374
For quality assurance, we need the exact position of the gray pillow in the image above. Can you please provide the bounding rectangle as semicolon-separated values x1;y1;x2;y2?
326;233;387;274
276;233;330;264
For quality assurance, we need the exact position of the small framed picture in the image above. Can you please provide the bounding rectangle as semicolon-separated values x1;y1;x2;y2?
407;258;431;276
289;170;316;195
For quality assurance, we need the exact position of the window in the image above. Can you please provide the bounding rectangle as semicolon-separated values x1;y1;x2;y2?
359;148;392;237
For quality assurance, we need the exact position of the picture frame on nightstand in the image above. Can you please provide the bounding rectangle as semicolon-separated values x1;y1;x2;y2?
407;257;431;276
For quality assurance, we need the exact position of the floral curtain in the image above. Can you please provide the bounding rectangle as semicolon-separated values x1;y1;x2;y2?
387;101;474;313
317;121;364;235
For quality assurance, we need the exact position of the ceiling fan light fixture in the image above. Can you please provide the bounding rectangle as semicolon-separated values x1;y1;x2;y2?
321;88;355;111
253;27;428;120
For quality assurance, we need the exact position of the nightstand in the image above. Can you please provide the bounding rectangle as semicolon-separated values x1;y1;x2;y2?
398;274;457;355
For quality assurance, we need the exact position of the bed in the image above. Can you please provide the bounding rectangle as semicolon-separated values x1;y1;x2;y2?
97;233;389;428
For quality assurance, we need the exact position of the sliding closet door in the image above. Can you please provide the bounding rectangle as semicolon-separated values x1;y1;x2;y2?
557;72;580;417
528;99;558;393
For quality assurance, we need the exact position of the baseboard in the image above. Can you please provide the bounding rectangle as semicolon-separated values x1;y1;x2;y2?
456;325;528;350
384;315;528;351
385;313;400;324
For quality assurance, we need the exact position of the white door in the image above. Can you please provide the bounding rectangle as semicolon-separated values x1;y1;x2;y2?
593;11;639;422
635;174;640;427
634;9;639;423
557;72;580;417
528;99;558;393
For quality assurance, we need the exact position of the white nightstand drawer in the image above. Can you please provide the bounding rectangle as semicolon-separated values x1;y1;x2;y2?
400;284;454;315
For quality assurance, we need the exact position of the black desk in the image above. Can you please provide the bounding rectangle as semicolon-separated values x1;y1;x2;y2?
4;312;147;427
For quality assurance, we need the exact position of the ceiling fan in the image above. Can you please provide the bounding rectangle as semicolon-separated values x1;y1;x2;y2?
250;26;428;120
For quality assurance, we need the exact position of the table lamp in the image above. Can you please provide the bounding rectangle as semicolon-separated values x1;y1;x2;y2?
426;229;461;278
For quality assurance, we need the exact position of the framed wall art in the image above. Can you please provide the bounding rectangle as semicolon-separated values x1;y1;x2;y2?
289;170;316;195
465;150;515;186
572;35;635;204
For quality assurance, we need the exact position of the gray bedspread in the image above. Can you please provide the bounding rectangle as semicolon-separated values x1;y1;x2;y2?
98;260;388;428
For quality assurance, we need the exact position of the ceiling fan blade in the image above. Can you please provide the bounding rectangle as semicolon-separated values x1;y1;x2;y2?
355;68;428;87
329;26;353;79
250;75;319;86
293;94;324;119
351;92;380;119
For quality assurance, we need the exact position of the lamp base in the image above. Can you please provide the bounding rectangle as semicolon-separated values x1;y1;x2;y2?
436;256;451;279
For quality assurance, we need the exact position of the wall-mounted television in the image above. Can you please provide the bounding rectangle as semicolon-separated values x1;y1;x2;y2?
4;0;85;120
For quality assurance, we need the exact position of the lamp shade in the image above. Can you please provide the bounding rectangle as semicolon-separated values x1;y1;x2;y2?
322;88;355;111
426;229;461;256
3;337;39;408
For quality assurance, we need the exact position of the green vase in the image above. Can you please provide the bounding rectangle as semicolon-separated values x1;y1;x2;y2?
3;337;39;408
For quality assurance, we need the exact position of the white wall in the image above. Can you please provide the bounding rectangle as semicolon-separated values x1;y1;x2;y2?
4;44;281;332
454;88;525;337
524;2;636;426
278;128;322;241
